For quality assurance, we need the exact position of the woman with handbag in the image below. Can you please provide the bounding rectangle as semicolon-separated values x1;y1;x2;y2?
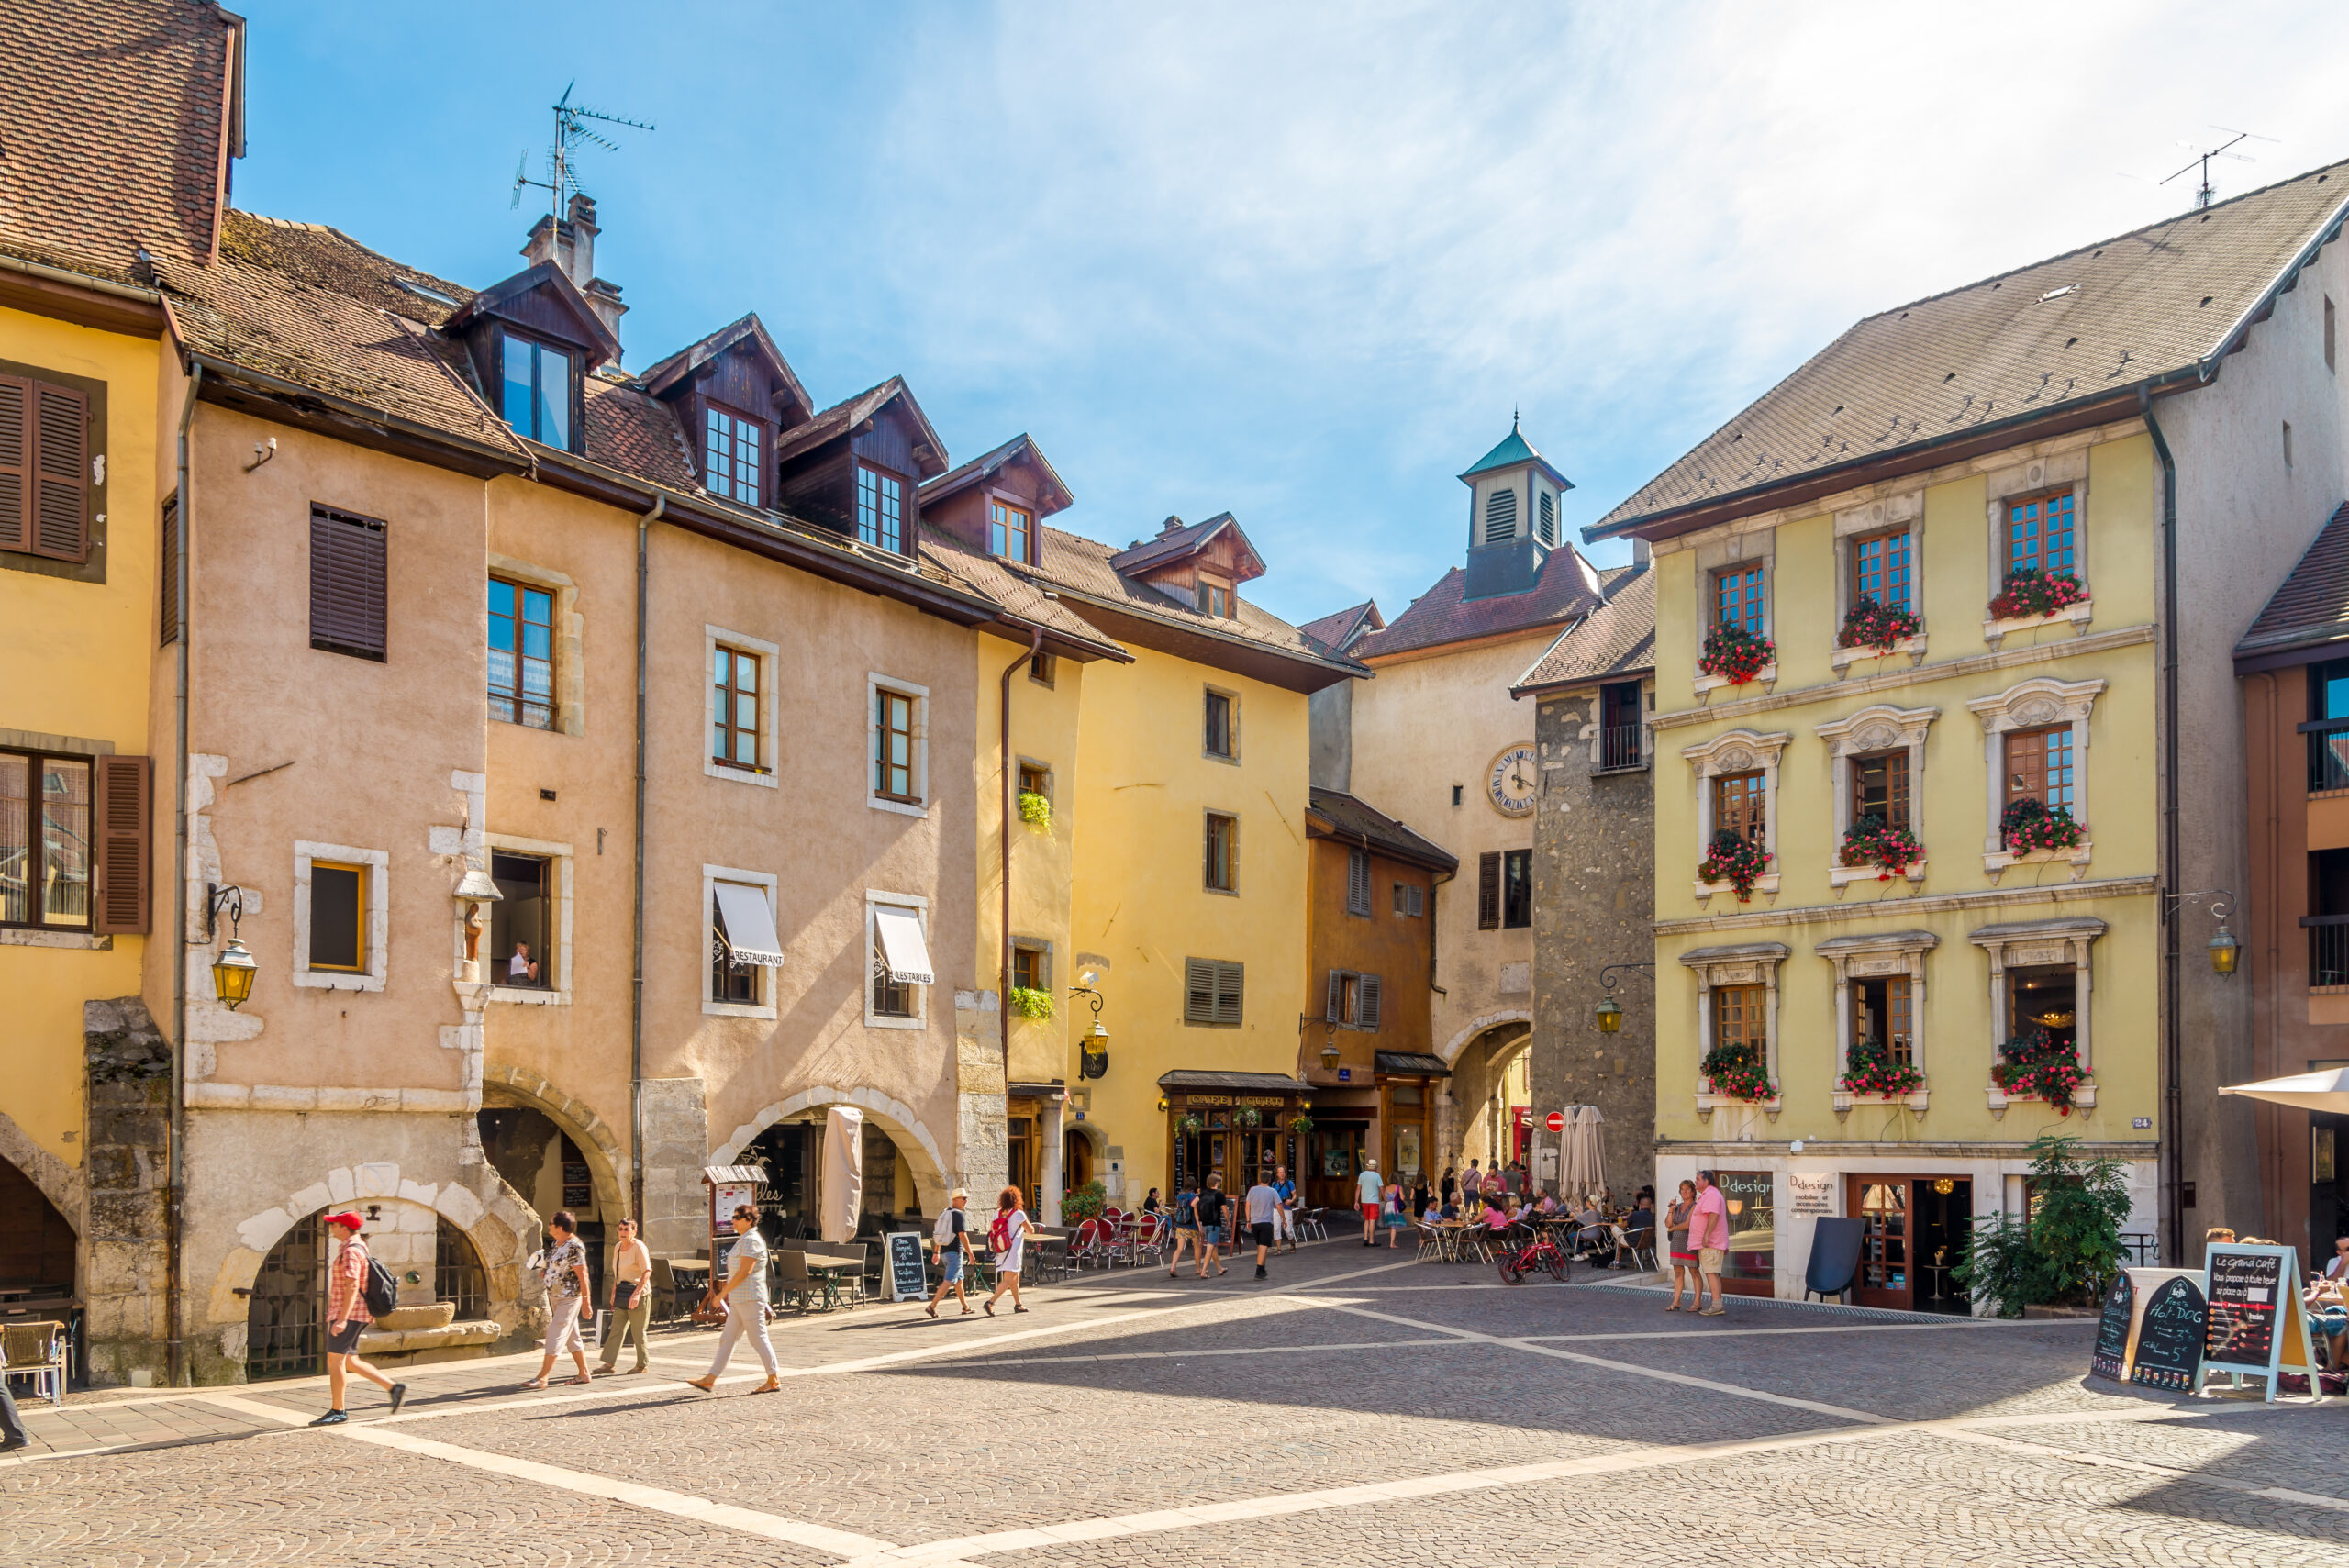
596;1217;653;1376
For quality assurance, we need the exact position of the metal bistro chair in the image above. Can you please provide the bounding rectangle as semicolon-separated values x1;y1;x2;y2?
774;1249;818;1314
2;1319;67;1405
1413;1219;1450;1265
1611;1222;1659;1273
1068;1218;1106;1271
1294;1207;1329;1244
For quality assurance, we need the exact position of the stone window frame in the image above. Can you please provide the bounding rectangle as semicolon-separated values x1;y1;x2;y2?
1812;704;1938;893
1677;941;1789;1118
293;840;389;993
484;553;585;736
864;889;930;1031
1967;916;2105;1118
483;831;573;1007
1965;676;2103;880
703;864;779;1021
1829;492;1928;675
1680;728;1790;906
868;672;930;817
705;624;781;788
1981;453;2094;649
1689;526;1778;700
1816;929;1938;1112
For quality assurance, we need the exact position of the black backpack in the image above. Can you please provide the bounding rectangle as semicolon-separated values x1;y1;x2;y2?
362;1252;399;1317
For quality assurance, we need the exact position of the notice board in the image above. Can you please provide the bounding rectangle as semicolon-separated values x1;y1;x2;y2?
886;1230;928;1301
2089;1271;2133;1381
2129;1274;2207;1393
2197;1242;2319;1400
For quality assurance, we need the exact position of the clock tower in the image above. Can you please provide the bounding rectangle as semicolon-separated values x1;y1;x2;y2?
1460;416;1574;603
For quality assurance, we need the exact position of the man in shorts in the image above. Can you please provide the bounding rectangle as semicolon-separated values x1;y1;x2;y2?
1357;1156;1384;1247
1195;1174;1230;1277
1271;1163;1298;1252
1245;1173;1281;1279
1688;1170;1730;1316
313;1211;406;1425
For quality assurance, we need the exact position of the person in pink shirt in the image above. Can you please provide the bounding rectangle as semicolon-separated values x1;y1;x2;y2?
1687;1171;1730;1317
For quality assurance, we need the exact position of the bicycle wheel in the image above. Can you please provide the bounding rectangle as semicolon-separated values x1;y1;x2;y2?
1497;1253;1524;1284
1541;1249;1567;1283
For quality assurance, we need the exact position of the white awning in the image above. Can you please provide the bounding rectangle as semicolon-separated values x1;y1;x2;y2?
874;905;934;985
712;882;785;968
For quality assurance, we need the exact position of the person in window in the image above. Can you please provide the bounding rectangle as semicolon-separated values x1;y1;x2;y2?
507;941;540;986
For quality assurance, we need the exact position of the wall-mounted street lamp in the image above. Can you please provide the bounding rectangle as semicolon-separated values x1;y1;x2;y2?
206;883;257;1009
1593;962;1654;1033
1299;1011;1341;1072
2166;890;2240;976
1072;970;1109;1079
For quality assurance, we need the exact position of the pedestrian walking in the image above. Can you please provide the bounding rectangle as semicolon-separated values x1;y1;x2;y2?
525;1210;596;1388
1383;1181;1408;1249
1195;1174;1230;1276
1688;1171;1729;1316
1271;1164;1298;1252
312;1211;406;1425
1356;1157;1383;1247
687;1205;780;1392
1440;1165;1458;1207
1165;1185;1201;1276
1244;1173;1280;1279
926;1187;976;1317
985;1187;1035;1316
596;1217;652;1375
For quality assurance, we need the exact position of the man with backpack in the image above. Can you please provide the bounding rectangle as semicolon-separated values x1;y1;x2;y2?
924;1187;974;1318
313;1211;406;1426
1165;1186;1200;1278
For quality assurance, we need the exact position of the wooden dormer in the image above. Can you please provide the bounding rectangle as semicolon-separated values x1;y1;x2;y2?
917;433;1074;568
638;314;814;512
1108;512;1267;619
772;378;947;556
441;261;620;454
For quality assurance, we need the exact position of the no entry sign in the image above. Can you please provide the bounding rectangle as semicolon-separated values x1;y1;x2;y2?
1544;1111;1565;1132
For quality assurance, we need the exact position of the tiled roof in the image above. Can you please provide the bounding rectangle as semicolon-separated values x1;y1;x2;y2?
584;377;699;492
1594;159;2349;536
1156;1070;1312;1092
0;0;239;281
1353;545;1604;661
1107;512;1265;580
2235;502;2349;665
1308;787;1458;873
1375;1051;1451;1077
917;527;1128;659
1297;601;1383;656
1512;562;1657;692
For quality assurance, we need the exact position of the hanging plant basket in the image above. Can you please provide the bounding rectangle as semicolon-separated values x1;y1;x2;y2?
1176;1113;1205;1135
1836;596;1921;651
1840;816;1923;879
1287;1113;1315;1134
1018;790;1052;829
1988;568;2088;620
1698;624;1776;685
1008;985;1054;1021
1234;1106;1263;1129
1698;830;1772;901
1700;1042;1776;1102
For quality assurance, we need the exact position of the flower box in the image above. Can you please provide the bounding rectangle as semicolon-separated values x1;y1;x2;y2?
1836;597;1922;652
1830;861;1924;895
1832;1087;1931;1114
1986;1082;2097;1119
1695;1090;1784;1120
1694;873;1781;907
1830;635;1927;677
1983;573;2092;650
1693;663;1778;703
1698;832;1773;903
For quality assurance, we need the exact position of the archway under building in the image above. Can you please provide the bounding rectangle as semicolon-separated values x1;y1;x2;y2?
0;1152;77;1299
715;1087;950;1238
1441;1017;1532;1186
243;1208;495;1381
477;1073;630;1304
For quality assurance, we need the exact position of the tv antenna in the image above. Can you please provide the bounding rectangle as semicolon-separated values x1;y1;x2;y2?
2158;127;2276;210
511;82;655;214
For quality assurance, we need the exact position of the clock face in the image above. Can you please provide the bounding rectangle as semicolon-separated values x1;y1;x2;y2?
1487;745;1537;817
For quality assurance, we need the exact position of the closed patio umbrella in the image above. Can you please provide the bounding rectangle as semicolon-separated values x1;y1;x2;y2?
822;1105;864;1243
1575;1105;1609;1202
2217;1067;2349;1114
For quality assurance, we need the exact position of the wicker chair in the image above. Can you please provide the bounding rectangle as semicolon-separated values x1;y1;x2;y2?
2;1320;67;1404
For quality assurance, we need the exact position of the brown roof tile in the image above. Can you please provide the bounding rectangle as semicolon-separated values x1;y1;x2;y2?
1595;160;2349;535
917;527;1129;659
2236;502;2349;664
1308;787;1458;873
1297;600;1383;656
1511;562;1656;693
1353;545;1605;661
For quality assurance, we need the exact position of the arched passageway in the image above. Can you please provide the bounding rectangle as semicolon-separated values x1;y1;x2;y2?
0;1153;76;1294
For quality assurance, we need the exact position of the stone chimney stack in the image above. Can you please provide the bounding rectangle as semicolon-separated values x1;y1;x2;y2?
518;195;627;368
1633;537;1653;566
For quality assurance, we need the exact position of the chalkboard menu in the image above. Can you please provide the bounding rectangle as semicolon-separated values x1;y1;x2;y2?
2202;1247;2285;1370
886;1230;928;1301
2090;1271;2133;1382
2129;1275;2206;1392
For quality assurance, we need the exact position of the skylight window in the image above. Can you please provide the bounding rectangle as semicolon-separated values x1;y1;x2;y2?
396;277;459;306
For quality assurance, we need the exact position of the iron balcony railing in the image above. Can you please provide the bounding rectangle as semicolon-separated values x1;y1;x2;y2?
1600;723;1644;772
2304;913;2349;990
2300;716;2349;795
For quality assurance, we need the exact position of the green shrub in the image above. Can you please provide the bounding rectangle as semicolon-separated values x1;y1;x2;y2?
1952;1133;2132;1316
1061;1178;1107;1223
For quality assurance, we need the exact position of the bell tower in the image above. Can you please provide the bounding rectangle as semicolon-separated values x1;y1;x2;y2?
1459;415;1573;601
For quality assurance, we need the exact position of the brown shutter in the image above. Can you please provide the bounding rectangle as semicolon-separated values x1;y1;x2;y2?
1477;851;1500;929
32;382;88;562
0;374;28;551
2005;729;2044;804
309;506;387;660
1360;973;1381;1031
1186;958;1215;1023
93;754;150;935
159;494;180;645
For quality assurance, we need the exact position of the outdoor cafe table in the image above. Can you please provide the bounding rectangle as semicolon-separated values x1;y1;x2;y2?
796;1249;865;1310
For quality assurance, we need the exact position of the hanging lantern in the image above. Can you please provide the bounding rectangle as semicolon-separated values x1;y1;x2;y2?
1595;996;1623;1034
2208;925;2240;975
211;937;258;1009
1079;1019;1109;1080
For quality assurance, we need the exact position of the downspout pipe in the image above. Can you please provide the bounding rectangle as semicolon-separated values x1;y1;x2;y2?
631;494;664;1229
999;627;1046;1041
168;362;201;1386
2141;386;2184;1268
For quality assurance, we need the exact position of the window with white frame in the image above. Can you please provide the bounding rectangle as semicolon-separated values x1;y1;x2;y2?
1814;705;1937;886
486;835;572;1001
706;626;780;784
1676;942;1789;1107
866;894;932;1027
705;867;783;1019
1818;930;1938;1099
1968;917;2106;1100
869;674;929;814
294;840;389;993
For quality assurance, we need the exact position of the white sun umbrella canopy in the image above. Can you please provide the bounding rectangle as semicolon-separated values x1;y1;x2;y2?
2218;1067;2349;1114
822;1105;865;1243
1559;1106;1607;1199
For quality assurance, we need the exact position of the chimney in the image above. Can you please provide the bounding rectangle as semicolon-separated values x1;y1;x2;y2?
1632;538;1653;566
1159;516;1184;537
519;195;626;368
584;279;628;367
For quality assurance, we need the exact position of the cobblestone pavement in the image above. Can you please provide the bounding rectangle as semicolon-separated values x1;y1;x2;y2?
3;1242;2340;1566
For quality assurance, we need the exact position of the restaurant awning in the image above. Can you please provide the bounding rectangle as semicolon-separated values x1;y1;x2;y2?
874;905;935;985
712;882;786;968
702;1164;768;1185
2218;1066;2349;1113
1156;1070;1312;1093
1375;1051;1451;1077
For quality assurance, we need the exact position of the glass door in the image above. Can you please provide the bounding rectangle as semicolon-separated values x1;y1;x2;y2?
1847;1175;1910;1309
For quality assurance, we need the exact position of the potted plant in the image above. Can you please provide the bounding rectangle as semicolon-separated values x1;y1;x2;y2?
1287;1112;1315;1134
1993;1027;2085;1115
1008;985;1054;1021
1177;1112;1205;1135
1835;595;1921;651
1235;1106;1263;1129
1840;815;1924;879
2000;797;2085;853
1837;1036;1924;1097
1018;789;1052;829
1698;830;1772;901
1698;623;1775;685
1060;1178;1108;1224
1952;1134;2132;1317
1699;1041;1776;1102
1987;567;2088;621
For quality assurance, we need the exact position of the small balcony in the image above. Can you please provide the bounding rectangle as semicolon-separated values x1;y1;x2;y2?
2303;719;2349;797
1599;723;1644;773
2307;914;2349;993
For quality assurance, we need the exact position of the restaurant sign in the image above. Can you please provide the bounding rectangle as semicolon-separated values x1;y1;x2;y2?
1174;1094;1292;1108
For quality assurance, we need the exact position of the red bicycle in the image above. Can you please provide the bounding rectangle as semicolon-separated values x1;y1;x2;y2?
1496;1224;1569;1284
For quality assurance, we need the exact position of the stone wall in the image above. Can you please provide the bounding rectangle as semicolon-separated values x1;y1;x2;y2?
955;988;1009;1200
83;997;171;1387
1531;684;1658;1204
638;1075;708;1259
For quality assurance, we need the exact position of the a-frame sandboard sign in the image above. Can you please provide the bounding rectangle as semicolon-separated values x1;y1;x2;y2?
2195;1242;2321;1402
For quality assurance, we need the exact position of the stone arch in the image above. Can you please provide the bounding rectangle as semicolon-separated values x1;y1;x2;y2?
205;1160;541;1367
1439;1008;1532;1066
1436;1017;1534;1175
0;1109;81;1240
714;1084;951;1217
478;1063;629;1222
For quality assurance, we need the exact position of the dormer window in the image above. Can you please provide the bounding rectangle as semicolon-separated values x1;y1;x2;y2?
856;462;907;553
989;498;1031;562
1196;581;1230;618
705;406;763;507
499;329;573;450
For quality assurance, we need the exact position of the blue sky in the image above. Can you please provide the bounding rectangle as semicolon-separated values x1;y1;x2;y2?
234;2;2349;626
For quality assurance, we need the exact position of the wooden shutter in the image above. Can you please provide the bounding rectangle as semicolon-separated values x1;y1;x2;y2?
1359;973;1381;1031
31;382;88;562
159;495;179;645
93;754;150;935
309;506;387;660
0;375;28;551
1186;958;1216;1023
1327;969;1344;1021
1348;848;1370;914
1214;961;1244;1025
1477;851;1500;929
2005;730;2044;803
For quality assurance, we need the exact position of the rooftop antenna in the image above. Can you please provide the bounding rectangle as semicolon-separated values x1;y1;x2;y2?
510;81;655;213
2158;127;2276;211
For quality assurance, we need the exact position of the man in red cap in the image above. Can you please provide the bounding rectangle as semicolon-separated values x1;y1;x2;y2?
315;1211;406;1425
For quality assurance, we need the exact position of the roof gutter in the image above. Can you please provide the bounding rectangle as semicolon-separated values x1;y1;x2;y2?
0;252;164;303
2199;187;2349;381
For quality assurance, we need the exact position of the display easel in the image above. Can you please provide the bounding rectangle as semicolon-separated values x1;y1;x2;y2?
2195;1243;2321;1403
